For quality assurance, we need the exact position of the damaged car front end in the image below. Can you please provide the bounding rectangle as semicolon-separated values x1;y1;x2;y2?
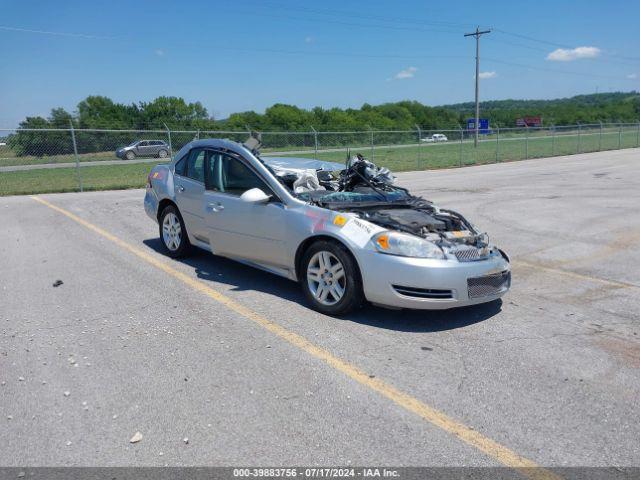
268;153;511;310
145;136;510;315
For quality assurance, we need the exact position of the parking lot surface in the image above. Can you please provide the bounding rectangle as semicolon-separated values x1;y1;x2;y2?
1;149;639;469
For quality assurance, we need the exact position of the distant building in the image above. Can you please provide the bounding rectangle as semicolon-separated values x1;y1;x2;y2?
516;116;543;127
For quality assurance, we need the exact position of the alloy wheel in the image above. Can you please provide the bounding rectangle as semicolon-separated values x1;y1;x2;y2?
162;212;182;251
306;251;346;306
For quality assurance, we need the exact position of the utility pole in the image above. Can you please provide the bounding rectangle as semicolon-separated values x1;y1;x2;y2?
465;26;491;147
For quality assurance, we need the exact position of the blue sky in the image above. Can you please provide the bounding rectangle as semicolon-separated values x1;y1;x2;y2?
1;0;639;127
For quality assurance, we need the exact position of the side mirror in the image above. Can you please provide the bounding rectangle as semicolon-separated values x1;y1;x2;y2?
240;188;270;204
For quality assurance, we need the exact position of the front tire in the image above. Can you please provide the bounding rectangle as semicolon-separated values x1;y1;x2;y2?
159;205;191;258
125;151;136;160
301;240;363;316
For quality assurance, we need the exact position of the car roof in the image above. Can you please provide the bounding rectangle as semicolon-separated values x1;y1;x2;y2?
172;139;345;172
171;138;251;163
262;156;344;172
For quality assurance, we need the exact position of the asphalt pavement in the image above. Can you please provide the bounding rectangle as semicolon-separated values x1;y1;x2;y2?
1;148;639;469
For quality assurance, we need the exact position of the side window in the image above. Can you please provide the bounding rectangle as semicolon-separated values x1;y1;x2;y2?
185;148;205;183
211;153;272;196
174;153;187;176
139;141;148;147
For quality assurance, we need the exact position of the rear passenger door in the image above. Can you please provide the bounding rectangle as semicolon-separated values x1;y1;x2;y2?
174;148;207;238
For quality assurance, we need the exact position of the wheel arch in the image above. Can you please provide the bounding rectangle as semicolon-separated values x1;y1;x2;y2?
157;198;179;222
294;234;363;284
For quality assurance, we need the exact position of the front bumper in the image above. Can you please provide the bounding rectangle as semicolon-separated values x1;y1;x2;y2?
358;249;510;310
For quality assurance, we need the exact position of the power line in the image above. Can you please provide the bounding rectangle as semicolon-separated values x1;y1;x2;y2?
493;28;640;63
485;37;640;67
0;25;115;39
251;2;479;29
484;57;632;80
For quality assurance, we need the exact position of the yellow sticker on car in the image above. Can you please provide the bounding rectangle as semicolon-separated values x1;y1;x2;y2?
333;215;348;227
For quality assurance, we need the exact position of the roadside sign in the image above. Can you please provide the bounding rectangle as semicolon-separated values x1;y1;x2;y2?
467;118;490;134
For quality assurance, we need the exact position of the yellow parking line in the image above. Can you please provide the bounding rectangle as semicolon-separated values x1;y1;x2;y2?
514;260;638;290
31;195;560;480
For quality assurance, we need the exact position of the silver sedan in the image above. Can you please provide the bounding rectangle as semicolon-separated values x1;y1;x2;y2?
144;138;510;315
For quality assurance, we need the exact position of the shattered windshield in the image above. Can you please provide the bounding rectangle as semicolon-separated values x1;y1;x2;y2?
298;188;410;204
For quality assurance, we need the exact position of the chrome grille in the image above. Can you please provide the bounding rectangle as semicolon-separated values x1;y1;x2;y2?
453;245;489;262
467;271;511;299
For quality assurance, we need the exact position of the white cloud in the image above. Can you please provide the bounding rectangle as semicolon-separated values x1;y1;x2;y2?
304;36;314;43
546;46;600;61
478;71;497;79
394;66;417;80
627;73;638;79
155;49;164;56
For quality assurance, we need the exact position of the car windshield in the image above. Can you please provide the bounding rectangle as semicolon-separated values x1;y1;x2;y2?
127;141;139;147
298;188;411;205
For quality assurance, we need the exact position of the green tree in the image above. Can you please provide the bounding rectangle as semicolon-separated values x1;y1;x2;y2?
138;96;210;129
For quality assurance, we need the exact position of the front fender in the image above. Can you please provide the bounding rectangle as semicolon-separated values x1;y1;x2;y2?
289;206;381;281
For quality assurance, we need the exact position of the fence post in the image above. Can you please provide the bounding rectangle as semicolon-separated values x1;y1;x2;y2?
637;120;640;147
69;120;83;192
618;123;622;149
458;125;463;167
495;126;500;162
525;126;529;159
577;123;581;153
551;125;556;156
415;125;422;170
310;126;319;159
163;123;173;158
599;121;603;151
196;129;200;140
368;126;375;161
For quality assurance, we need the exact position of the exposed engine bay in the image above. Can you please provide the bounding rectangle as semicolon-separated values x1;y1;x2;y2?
261;150;499;261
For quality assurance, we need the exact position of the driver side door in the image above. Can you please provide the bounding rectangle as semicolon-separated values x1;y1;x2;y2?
203;151;288;268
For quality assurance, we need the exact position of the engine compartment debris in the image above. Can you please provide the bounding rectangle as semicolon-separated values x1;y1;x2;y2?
263;151;495;260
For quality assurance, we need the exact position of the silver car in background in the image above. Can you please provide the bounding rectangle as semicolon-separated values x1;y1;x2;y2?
144;138;510;315
116;140;170;160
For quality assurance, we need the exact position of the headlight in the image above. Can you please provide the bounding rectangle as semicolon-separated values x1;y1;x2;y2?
373;231;444;259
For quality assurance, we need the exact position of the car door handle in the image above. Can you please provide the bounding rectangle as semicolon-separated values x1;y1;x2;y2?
177;185;185;192
206;202;224;213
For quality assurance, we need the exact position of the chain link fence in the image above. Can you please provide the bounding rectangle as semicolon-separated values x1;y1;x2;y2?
1;122;639;195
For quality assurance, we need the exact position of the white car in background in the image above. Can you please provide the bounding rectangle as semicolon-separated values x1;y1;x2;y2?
421;134;448;143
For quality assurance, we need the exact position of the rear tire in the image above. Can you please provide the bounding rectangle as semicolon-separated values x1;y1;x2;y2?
301;240;363;316
159;205;191;258
126;151;136;160
158;149;168;158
